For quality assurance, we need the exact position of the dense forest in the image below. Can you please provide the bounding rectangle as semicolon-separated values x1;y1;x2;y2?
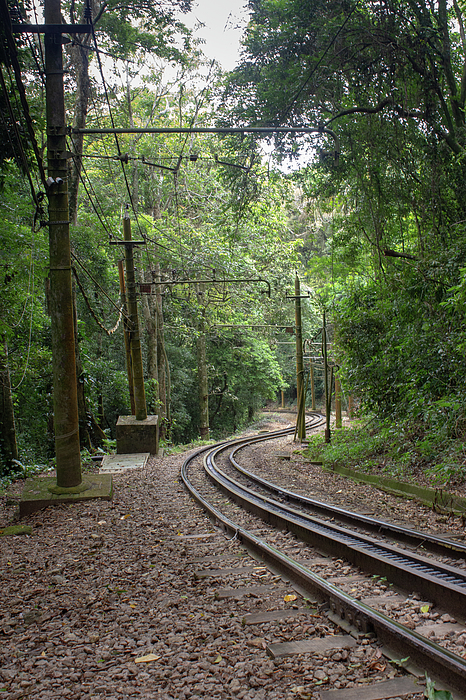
2;0;466;488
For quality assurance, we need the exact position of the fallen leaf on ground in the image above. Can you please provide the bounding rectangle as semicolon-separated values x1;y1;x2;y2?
134;653;161;663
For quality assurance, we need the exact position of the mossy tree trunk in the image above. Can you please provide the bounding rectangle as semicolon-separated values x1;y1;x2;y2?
0;341;18;470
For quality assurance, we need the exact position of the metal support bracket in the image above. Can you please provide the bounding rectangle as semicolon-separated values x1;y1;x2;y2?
48;149;73;160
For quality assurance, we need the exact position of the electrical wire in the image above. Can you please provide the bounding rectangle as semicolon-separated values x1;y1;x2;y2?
11;286;35;390
67;135;115;241
72;265;124;335
28;0;47;87
0;0;47;188
89;19;146;241
88;91;125;207
11;223;36;391
0;63;44;222
0;69;22;161
71;250;130;322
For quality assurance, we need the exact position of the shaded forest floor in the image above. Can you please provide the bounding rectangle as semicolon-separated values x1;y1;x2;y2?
1;413;464;699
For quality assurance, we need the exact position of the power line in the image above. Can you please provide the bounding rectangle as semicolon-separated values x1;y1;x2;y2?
0;63;44;222
71;250;130;323
89;18;146;241
72;265;124;336
0;0;47;188
88;90;125;208
67;134;115;241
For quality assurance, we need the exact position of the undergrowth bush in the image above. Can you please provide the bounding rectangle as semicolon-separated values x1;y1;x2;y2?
306;418;466;486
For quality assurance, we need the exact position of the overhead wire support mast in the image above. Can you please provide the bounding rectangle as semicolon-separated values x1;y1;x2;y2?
10;2;112;501
286;276;308;442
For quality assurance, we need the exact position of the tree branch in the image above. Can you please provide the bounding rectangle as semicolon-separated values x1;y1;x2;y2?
324;97;394;126
383;248;417;261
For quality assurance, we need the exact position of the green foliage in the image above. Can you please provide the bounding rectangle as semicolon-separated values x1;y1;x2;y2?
188;330;286;438
334;258;466;434
305;423;388;473
12;0;466;483
306;419;466;487
0;171;51;470
425;677;453;700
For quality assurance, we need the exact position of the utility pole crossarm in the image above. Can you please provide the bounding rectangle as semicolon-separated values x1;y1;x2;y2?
139;277;272;297
12;24;92;33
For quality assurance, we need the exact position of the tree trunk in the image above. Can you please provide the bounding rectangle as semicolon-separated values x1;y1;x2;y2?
68;34;92;225
72;282;106;449
141;269;158;413
197;330;209;438
0;341;18;470
67;0;101;224
67;10;99;448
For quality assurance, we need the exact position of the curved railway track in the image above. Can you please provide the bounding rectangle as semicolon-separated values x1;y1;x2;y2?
181;413;466;698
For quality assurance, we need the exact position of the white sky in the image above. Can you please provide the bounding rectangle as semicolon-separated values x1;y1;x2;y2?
185;0;249;70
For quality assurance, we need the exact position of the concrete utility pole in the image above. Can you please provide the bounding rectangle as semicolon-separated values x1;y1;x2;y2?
12;0;113;516
45;0;82;489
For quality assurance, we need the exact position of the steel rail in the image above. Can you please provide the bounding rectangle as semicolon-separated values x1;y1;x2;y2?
205;445;466;619
180;438;466;696
228;444;466;559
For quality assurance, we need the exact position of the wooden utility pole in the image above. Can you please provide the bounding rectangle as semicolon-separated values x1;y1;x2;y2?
294;275;306;441
45;0;81;488
123;212;147;421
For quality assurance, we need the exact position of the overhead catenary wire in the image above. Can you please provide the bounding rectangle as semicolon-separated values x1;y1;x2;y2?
0;0;47;189
88;91;126;211
0;63;45;225
67;135;115;241
30;0;46;81
80;151;259;173
168;60;218;262
88;17;146;242
72;265;124;336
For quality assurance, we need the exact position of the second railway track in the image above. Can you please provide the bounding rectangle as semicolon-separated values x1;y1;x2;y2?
181;412;466;698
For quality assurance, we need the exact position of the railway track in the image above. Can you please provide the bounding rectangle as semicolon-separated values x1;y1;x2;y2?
181;414;466;699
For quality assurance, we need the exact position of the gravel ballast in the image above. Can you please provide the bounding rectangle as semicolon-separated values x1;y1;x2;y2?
0;419;453;699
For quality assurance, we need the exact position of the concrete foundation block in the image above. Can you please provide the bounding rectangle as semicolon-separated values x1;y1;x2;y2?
20;475;113;517
116;415;159;455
